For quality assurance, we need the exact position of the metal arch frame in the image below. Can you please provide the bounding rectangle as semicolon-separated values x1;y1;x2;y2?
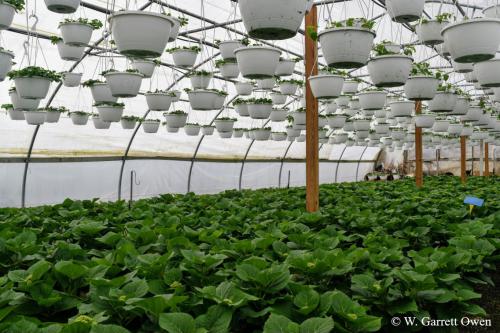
278;141;295;188
355;145;369;181
20;1;154;207
117;52;221;200
334;145;348;183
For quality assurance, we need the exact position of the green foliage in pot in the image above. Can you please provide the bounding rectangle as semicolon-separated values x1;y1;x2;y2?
121;115;141;121
215;59;237;67
0;0;24;12
216;117;236;121
1;103;13;109
167;110;187;115
247;98;272;104
59;18;103;30
94;102;125;107
421;13;454;24
7;66;61;82
82;79;104;87
233;98;248;106
70;111;89;116
44;106;68;113
188;70;212;77
278;78;304;86
166;45;202;53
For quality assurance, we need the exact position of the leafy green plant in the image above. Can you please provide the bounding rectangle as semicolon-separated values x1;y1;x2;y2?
166;46;202;53
7;66;61;82
59;18;103;30
70;111;89;116
94;102;125;107
121;115;140;121
247;98;272;104
188;70;212;77
328;18;375;30
0;0;24;12
44;106;68;113
82;79;103;87
279;79;304;86
1;103;13;109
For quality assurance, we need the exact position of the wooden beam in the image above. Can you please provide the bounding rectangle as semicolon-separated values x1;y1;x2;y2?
305;5;319;212
460;136;467;184
485;143;490;176
415;101;423;188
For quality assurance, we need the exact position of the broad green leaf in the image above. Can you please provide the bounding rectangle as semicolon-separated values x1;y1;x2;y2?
90;324;131;333
263;314;299;333
299;317;334;333
294;289;320;315
55;261;88;280
159;313;196;333
27;260;51;281
195;305;233;333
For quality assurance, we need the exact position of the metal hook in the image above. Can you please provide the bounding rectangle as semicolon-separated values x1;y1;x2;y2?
23;40;29;55
29;13;39;31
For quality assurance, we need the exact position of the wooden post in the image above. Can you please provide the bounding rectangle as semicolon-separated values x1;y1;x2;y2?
485;142;490;176
460;136;466;184
305;5;319;212
415;101;423;188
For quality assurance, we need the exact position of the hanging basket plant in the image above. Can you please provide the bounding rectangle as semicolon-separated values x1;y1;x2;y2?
92;115;111;129
0;47;13;82
69;111;89;125
309;74;344;99
121;115;139;130
234;45;281;79
61;72;82;87
270;92;287;105
415;114;436;128
168;46;200;68
2;103;22;120
51;37;85;61
94;102;124;122
23;110;46;125
233;128;244;138
233;99;250;117
357;89;387;110
109;11;175;57
292;107;306;125
442;18;500;63
186;89;219;111
164;110;188;128
279;79;302;95
145;90;174;111
271;132;287;141
275;58;299;76
103;69;143;98
327;114;347;129
214;117;236;132
385;0;425;23
234;81;253;95
218;130;233;139
201;125;215;136
213;90;227;109
389;100;414;117
44;106;67;123
474;59;500;88
83;80;118;103
256;78;276;90
216;59;240;79
450;96;469;115
247;98;273;119
342;79;360;94
238;0;308;40
59;18;102;46
253;127;272;141
367;44;414;88
416;14;452;45
427;85;457;112
131;59;157;78
404;63;440;101
142;119;160;133
270;107;288;122
218;39;246;60
184;123;201;136
451;60;473;73
168;16;188;42
286;126;300;138
0;0;22;30
9;88;40;110
8;66;61;100
318;18;376;69
189;70;213;89
44;0;79;14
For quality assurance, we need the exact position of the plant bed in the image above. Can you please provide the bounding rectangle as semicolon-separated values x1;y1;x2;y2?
69;111;89;125
59;18;102;46
309;74;344;99
94;102;124;122
142;119;160;133
145;91;173;111
238;0;307;40
8;66;61;99
234;45;281;79
44;0;79;13
168;46;200;68
103;69;143;98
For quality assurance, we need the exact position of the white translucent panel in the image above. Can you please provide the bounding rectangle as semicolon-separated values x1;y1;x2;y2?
190;161;240;193
0;162;24;206
241;162;280;190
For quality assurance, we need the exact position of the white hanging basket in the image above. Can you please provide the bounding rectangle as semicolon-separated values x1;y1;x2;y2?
131;59;156;78
233;129;244;138
166;125;180;133
219;40;243;60
172;49;198;68
44;0;80;14
353;119;371;131
327;114;347;128
342;80;359;95
201;126;215;136
385;0;425;23
45;110;63;123
62;72;82;87
427;92;457;112
275;59;296;76
389;100;414;117
121;118;137;130
189;74;212;90
238;0;308;40
24;111;46;125
0;3;16;30
474;59;500;87
234;103;250;117
214;119;236;132
95;104;124;122
447;123;463;135
145;93;173;111
70;112;89;125
219;130;233;139
89;83;118;103
309;75;344;99
332;133;348;144
187;90;219;111
336;95;350;107
253;128;272;141
483;5;500;18
357;90;387;110
324;101;338;114
142;120;160;133
450;97;469;115
15;77;52;100
234;82;253;95
93;116;111;129
56;41;85;61
367;55;413;87
7;108;25;120
416;20;447;45
0;49;13;81
234;46;281;79
218;62;240;79
279;82;300;95
452;60;473;73
286;127;300;138
256;78;276;90
319;27;376;69
9;90;40;110
433;120;450;132
168;16;181;42
184;124;201;136
248;103;273;119
415;114;436;128
442;18;500;63
213;95;227;109
104;71;143;98
404;76;439;101
164;113;188;128
110;11;174;57
272;132;287;141
463;106;482;122
271;92;287;105
270;108;288;122
60;22;94;46
292;110;306;125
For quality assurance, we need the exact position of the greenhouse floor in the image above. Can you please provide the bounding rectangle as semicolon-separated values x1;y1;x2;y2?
0;176;498;332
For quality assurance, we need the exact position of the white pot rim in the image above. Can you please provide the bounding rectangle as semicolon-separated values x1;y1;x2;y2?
483;4;500;13
408;75;436;79
318;27;376;38
475;58;500;65
357;90;387;96
95;105;124;109
15;75;51;81
23;110;46;114
0;3;15;10
173;49;198;54
234;46;281;55
104;71;144;78
187;89;219;94
390;100;413;105
0;49;14;58
219;40;242;45
309;74;344;79
441;18;500;36
109;10;175;27
434;91;455;96
420;19;448;25
59;22;94;28
369;54;413;61
145;92;172;96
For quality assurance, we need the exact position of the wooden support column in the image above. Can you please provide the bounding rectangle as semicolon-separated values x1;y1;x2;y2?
415;101;423;188
485;143;490;176
305;5;319;212
460;136;467;184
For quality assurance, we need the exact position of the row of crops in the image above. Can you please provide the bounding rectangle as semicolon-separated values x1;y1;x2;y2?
0;177;498;332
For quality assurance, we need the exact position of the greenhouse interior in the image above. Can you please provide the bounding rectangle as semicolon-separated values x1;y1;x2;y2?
0;0;499;332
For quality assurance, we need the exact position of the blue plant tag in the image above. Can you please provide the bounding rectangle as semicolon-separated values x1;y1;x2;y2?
464;196;485;207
